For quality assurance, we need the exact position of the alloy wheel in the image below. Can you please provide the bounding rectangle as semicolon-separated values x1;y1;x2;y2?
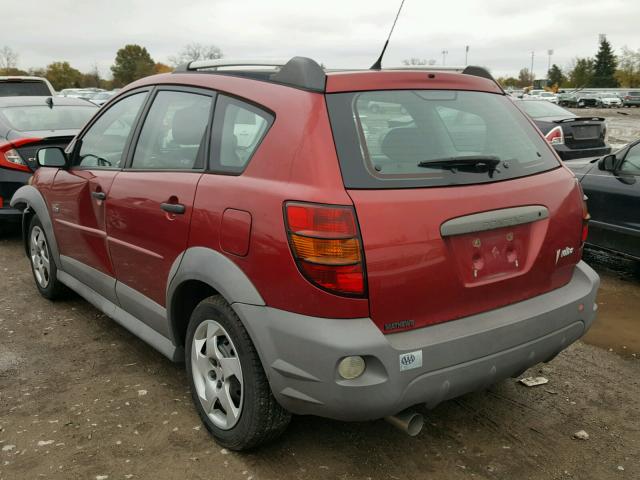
30;226;50;288
191;320;244;430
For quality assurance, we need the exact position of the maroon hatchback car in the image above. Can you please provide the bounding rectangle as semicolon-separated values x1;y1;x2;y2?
12;57;599;450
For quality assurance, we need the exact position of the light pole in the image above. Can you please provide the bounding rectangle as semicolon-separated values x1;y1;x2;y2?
465;45;469;66
442;50;448;66
547;49;554;80
530;51;535;86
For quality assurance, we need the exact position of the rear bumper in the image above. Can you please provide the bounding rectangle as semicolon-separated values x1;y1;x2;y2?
555;144;611;160
235;261;600;421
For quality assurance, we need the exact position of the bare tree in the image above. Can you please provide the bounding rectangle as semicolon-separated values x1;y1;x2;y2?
169;43;223;66
0;46;19;71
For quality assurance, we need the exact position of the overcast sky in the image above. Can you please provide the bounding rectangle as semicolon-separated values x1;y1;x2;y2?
4;0;639;79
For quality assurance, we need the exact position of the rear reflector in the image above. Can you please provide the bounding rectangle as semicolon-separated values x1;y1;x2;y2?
285;202;365;296
545;126;564;145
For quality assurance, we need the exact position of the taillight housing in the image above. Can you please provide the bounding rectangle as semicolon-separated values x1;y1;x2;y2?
0;138;41;173
284;201;366;297
545;126;564;145
577;181;590;247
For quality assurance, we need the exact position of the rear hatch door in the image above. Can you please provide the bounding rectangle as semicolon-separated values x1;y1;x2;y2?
327;88;584;333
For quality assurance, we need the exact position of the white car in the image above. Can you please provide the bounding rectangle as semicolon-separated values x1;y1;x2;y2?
0;76;55;97
597;93;622;108
538;91;559;104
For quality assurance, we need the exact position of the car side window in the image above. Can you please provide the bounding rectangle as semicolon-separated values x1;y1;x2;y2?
130;90;213;170
211;95;273;173
620;144;640;175
75;92;147;169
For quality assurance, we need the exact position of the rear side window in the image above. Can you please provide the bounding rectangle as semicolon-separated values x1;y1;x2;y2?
0;81;51;97
210;95;273;174
131;90;213;170
327;90;560;189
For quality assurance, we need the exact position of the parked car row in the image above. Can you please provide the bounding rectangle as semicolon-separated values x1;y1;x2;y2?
58;88;119;106
509;88;639;108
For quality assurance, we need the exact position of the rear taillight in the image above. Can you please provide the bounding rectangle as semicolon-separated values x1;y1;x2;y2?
577;181;590;246
284;201;366;296
0;138;41;173
545;126;564;145
581;194;590;244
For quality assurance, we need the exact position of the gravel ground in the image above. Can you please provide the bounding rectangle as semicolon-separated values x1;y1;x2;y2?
1;225;639;480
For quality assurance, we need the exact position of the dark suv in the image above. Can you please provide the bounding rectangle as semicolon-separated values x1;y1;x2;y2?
12;57;599;450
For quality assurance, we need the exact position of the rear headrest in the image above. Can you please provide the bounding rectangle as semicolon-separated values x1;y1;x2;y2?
172;104;210;145
381;127;430;163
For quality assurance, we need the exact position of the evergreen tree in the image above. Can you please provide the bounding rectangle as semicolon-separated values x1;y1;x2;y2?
547;64;565;87
568;58;595;87
592;38;619;87
111;45;155;87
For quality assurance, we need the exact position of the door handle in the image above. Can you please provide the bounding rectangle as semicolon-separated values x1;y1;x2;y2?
91;191;106;200
160;202;185;214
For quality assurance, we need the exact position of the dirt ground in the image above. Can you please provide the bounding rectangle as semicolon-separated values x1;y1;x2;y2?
0;223;639;480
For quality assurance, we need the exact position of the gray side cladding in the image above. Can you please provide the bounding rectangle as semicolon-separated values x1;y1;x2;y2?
10;185;60;264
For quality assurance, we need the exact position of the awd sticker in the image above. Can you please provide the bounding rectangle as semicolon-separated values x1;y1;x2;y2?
399;350;423;372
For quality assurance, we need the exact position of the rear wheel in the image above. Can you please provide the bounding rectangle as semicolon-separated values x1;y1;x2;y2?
185;295;291;450
28;216;66;299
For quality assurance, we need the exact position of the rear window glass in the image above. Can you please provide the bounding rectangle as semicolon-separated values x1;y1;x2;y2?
327;90;560;189
0;81;51;97
516;100;573;118
0;105;96;132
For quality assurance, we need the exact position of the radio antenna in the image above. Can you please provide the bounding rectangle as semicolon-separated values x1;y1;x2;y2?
370;0;406;70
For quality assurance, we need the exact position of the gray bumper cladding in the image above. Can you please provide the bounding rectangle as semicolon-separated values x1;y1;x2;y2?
234;261;600;421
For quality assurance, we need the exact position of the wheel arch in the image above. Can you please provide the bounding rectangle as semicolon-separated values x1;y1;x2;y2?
10;185;60;265
166;247;265;349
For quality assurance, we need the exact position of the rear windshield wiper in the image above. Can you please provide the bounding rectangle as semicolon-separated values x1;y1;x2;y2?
417;156;502;177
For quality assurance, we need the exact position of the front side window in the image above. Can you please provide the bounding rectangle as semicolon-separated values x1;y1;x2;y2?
327;90;560;189
76;92;147;169
620;144;640;175
211;95;273;173
131;90;213;170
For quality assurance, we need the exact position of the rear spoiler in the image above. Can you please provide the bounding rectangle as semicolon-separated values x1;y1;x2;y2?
554;117;605;123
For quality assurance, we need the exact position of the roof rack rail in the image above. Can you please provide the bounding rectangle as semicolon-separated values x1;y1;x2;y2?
173;56;327;92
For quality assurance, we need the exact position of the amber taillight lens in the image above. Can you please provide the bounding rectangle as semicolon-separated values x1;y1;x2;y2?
284;202;365;296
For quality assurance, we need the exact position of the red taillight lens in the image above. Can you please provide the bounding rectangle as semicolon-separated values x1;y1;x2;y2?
0;138;41;173
581;194;590;244
545;126;564;145
284;202;365;296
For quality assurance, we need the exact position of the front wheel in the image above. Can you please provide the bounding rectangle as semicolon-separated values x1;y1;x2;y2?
186;296;291;450
28;216;66;299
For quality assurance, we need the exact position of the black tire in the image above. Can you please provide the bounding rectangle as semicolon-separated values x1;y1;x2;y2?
27;215;66;300
185;295;291;450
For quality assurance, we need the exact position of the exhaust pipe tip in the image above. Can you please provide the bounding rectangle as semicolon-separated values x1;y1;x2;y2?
385;410;424;437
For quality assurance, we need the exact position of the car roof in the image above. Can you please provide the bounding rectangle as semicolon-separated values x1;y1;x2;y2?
0;96;97;107
167;57;504;95
0;75;50;82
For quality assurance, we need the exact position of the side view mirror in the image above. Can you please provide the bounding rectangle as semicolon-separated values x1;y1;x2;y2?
36;147;68;168
598;154;616;172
